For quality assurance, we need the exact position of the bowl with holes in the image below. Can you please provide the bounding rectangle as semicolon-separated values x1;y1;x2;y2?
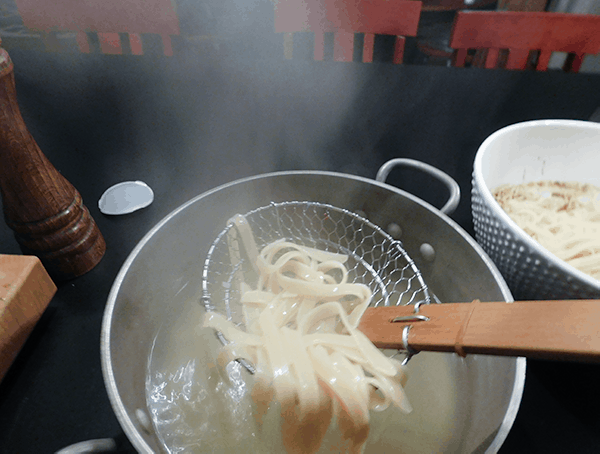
472;119;600;300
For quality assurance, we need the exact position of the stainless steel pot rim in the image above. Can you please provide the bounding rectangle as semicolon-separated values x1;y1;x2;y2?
101;168;525;454
473;119;600;291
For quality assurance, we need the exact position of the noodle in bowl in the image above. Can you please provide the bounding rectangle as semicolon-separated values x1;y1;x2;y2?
472;119;600;300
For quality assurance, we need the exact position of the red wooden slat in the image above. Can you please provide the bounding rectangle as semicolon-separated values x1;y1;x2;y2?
505;48;529;70
98;32;122;54
566;53;585;73
275;0;421;64
485;47;499;68
334;30;354;62
15;0;180;35
450;11;600;54
453;48;468;67
129;33;143;55
274;0;335;33
536;49;552;71
363;33;375;63
344;0;422;36
393;36;406;64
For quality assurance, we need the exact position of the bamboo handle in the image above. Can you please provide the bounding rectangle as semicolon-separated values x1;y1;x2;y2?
358;299;600;362
0;46;105;280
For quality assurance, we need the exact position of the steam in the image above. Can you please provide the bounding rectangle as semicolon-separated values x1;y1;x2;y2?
8;0;405;209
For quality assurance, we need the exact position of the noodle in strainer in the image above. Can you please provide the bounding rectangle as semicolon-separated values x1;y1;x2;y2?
202;201;430;321
200;201;432;454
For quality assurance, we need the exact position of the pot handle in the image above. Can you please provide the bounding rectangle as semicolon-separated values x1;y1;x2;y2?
376;158;461;216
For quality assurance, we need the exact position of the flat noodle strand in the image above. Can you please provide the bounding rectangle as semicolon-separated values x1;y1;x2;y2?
493;181;600;280
204;215;412;454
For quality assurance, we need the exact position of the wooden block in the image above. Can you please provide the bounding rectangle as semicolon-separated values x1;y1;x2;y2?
0;254;56;382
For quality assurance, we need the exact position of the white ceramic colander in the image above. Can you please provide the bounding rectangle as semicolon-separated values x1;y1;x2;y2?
471;119;600;300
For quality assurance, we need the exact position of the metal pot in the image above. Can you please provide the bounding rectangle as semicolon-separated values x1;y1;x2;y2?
101;164;525;453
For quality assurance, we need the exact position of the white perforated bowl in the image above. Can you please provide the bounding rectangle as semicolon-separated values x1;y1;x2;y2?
472;119;600;300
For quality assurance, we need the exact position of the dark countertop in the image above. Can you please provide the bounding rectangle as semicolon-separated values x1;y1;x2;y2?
1;48;600;453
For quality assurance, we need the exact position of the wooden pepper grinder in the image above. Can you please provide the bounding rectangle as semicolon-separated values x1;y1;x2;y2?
0;45;106;281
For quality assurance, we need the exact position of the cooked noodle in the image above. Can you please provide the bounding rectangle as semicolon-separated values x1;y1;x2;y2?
204;215;412;454
493;180;600;280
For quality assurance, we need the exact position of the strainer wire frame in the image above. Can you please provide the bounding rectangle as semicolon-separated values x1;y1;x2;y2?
201;201;432;331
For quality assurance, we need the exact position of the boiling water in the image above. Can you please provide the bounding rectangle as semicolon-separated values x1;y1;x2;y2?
146;302;472;453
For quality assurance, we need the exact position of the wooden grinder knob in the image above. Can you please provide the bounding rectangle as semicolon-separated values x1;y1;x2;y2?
0;46;105;281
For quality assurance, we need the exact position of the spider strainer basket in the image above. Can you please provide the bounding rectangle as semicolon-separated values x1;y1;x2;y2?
202;201;431;330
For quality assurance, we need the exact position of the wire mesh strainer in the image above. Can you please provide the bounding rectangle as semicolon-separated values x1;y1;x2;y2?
201;201;431;334
201;201;600;366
